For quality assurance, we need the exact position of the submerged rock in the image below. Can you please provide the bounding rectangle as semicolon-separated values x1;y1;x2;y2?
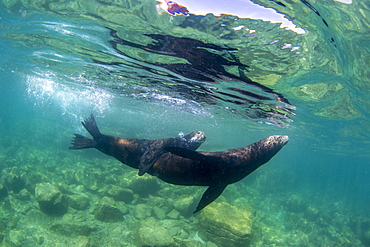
167;209;180;219
5;228;44;246
197;201;253;247
305;206;319;221
362;229;370;246
94;199;125;223
173;195;198;217
153;206;167;220
67;194;90;210
35;183;68;216
24;170;49;193
0;183;8;200
105;185;134;203
50;222;92;237
0;218;8;243
359;219;370;246
286;194;305;213
133;203;152;220
138;217;176;247
3;167;26;193
128;175;161;197
7;230;25;246
74;167;102;191
22;209;49;227
74;236;91;247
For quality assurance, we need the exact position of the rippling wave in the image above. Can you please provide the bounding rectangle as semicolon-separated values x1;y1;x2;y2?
103;29;296;125
0;1;304;127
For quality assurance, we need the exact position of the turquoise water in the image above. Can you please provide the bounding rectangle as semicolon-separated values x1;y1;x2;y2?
1;0;370;246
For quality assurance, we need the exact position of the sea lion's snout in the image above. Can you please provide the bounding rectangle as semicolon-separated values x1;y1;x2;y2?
273;135;289;145
279;135;289;145
265;135;289;147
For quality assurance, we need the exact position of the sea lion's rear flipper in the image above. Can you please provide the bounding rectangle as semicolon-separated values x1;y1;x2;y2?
81;114;102;140
165;147;207;161
69;134;97;149
194;184;227;213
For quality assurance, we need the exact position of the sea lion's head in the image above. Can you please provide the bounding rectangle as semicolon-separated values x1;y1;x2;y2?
183;131;206;149
254;135;289;163
187;131;206;143
264;135;289;145
259;135;289;151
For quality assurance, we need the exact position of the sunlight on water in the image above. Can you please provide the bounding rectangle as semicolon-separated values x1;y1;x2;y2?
41;21;111;50
25;74;114;116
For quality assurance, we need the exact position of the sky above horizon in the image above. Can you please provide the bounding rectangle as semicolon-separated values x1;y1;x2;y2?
157;0;353;34
157;0;306;34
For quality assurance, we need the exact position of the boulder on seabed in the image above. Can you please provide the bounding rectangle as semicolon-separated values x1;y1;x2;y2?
133;203;152;220
3;167;26;193
138;217;176;247
74;167;101;191
0;183;8;200
197;201;253;247
127;175;161;197
286;194;305;213
67;194;90;210
35;183;68;216
105;184;134;203
94;202;125;223
173;195;198;217
50;222;92;237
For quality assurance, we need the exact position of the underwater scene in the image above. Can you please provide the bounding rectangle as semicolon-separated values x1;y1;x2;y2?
1;0;370;246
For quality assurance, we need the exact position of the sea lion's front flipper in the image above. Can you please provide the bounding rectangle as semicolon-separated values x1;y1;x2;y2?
138;132;206;176
138;148;166;176
194;184;227;213
165;147;207;161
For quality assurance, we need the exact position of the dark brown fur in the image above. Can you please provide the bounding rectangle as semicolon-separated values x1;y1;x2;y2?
70;114;288;212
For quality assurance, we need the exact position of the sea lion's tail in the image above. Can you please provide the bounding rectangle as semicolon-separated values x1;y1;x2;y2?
69;134;97;149
82;114;102;140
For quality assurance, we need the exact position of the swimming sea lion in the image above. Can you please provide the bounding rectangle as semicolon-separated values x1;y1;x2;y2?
70;114;288;213
69;114;206;171
151;135;289;213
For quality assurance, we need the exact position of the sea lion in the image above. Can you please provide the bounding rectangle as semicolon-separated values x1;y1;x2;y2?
151;135;289;213
69;114;206;171
70;114;288;213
